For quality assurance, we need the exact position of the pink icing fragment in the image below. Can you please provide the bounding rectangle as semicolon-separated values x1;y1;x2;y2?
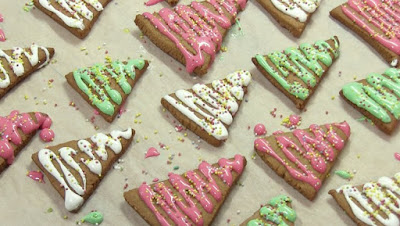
145;147;160;158
253;123;267;136
27;170;45;183
145;0;164;6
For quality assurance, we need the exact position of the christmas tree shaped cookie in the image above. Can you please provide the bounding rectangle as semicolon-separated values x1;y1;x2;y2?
124;154;246;225
65;59;149;122
329;172;400;226
0;110;54;175
162;70;251;147
254;121;351;200
33;0;112;39
255;0;321;37
252;37;340;110
32;128;134;212
0;44;54;100
331;0;400;67
135;0;248;75
341;68;400;134
240;195;297;226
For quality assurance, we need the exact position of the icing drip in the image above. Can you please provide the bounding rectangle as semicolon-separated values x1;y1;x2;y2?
271;0;321;22
73;59;146;116
0;111;54;165
163;70;251;140
337;172;400;226
0;44;51;88
38;128;132;211
247;195;296;226
255;38;340;100
254;122;350;190
138;154;245;226
143;0;247;73
342;0;400;55
37;0;104;30
342;68;400;123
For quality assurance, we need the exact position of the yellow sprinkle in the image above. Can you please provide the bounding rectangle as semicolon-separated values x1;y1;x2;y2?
24;95;29;100
331;96;335;100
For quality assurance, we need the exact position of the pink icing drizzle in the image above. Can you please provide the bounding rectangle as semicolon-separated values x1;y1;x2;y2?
138;154;245;226
254;122;350;190
0;13;4;42
27;170;45;183
0;111;54;165
145;0;164;6
342;0;400;54
254;123;267;136
143;0;247;73
145;147;160;158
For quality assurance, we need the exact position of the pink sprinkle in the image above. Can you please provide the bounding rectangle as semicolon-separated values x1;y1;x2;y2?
93;110;100;115
27;171;45;183
119;105;126;115
152;178;159;182
145;147;160;158
253;123;267;136
0;13;3;22
175;125;183;132
395;152;400;161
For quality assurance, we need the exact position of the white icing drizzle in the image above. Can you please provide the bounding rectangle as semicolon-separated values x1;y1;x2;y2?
38;0;103;30
0;44;50;88
336;172;400;226
270;0;321;22
163;70;251;140
38;128;132;211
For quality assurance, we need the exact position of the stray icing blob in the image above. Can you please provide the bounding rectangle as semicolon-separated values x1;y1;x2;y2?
254;123;267;136
145;147;160;158
27;170;45;183
335;170;353;180
395;152;400;161
81;211;104;225
281;114;302;129
145;0;164;6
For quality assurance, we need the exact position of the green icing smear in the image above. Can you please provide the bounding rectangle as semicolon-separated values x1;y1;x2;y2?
342;68;400;123
73;59;145;116
255;37;339;101
247;195;296;226
335;170;353;179
81;211;104;225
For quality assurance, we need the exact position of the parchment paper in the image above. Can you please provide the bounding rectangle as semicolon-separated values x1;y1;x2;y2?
0;1;397;225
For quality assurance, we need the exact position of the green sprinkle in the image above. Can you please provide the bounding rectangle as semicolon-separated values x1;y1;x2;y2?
173;166;179;170
46;208;53;213
335;170;353;180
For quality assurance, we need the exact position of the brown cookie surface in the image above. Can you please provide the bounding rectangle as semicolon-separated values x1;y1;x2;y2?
254;122;351;200
32;128;134;212
124;155;246;225
161;70;251;147
65;59;149;123
33;0;112;39
252;37;340;110
134;0;247;75
330;2;400;67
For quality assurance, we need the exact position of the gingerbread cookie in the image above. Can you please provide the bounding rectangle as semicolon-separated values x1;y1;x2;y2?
341;68;400;134
124;154;246;225
0;44;54;100
135;0;248;75
331;0;400;67
0;110;54;175
255;0;321;37
240;195;296;226
252;37;340;110
162;70;251;147
65;59;149;123
32;128;134;212
329;172;400;225
33;0;112;39
254;121;351;200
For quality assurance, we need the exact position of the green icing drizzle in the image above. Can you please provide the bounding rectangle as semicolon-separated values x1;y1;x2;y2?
73;59;145;116
247;195;296;226
342;68;400;123
255;38;339;101
82;211;103;225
